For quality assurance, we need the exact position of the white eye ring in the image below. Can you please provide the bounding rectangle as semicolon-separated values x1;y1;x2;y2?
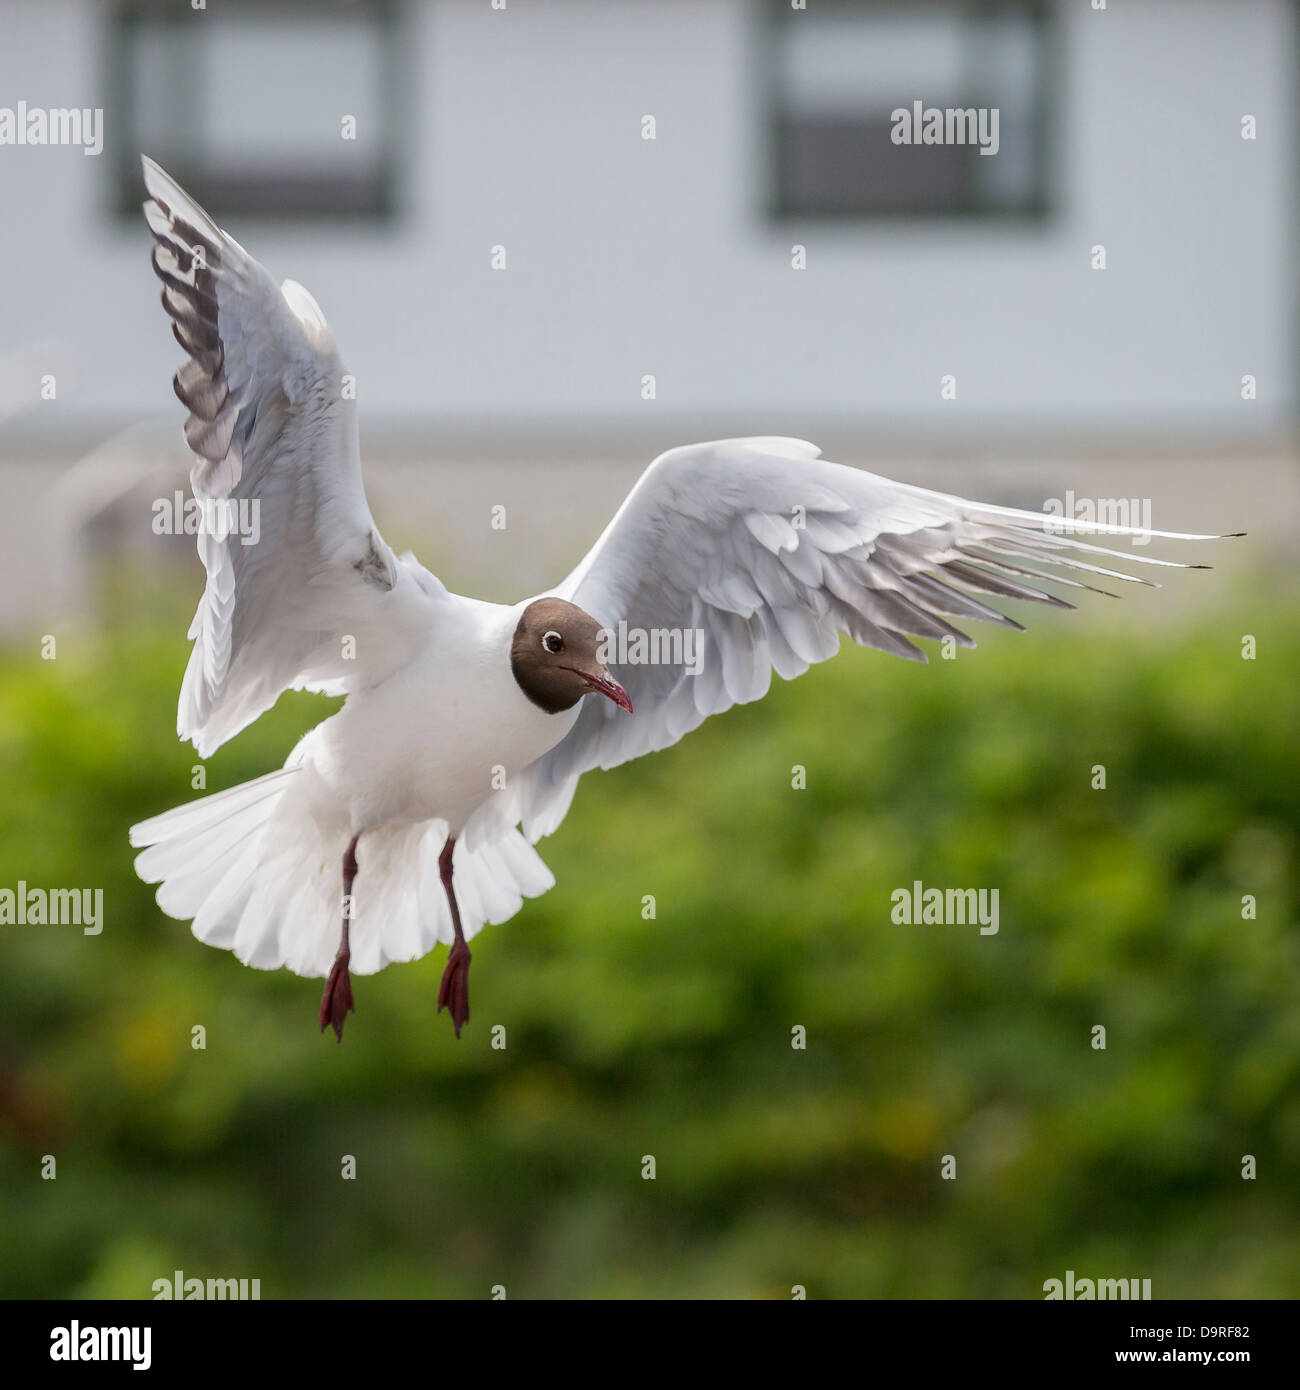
542;630;564;654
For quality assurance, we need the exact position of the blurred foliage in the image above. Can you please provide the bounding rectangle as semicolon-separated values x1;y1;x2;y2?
0;577;1296;1300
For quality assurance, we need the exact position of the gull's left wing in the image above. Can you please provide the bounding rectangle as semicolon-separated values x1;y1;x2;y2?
512;436;1227;839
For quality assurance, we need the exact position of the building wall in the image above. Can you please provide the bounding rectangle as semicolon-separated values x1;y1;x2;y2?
0;0;1294;444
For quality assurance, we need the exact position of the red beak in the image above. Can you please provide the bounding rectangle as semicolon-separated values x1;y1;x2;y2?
580;670;633;714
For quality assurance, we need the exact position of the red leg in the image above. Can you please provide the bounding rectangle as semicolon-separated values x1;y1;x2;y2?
436;836;471;1037
320;834;359;1041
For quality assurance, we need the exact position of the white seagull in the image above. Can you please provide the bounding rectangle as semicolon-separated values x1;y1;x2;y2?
129;158;1234;1041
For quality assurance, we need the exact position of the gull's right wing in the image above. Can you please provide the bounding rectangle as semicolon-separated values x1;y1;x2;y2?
142;156;440;756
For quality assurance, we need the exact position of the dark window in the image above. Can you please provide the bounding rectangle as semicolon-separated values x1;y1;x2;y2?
109;0;403;221
769;1;1053;220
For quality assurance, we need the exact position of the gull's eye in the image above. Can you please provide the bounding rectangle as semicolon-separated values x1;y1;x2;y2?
542;630;564;654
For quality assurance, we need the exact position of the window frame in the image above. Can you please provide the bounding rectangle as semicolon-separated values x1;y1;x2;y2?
762;0;1060;224
107;0;407;224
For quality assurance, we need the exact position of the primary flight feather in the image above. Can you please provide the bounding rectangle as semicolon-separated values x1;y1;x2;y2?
129;157;1230;1041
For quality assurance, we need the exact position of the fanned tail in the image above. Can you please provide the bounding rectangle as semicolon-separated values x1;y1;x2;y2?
131;770;553;977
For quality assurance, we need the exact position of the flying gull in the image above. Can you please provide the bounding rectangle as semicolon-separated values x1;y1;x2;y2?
128;158;1234;1041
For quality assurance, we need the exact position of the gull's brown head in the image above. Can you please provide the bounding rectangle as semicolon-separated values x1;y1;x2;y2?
510;597;633;715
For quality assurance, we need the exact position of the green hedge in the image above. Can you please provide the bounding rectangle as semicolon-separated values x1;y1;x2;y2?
0;585;1296;1299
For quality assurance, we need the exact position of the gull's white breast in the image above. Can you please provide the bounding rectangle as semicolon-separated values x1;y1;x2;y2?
303;595;580;835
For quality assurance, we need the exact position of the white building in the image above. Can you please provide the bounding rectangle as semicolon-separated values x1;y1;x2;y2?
0;0;1295;629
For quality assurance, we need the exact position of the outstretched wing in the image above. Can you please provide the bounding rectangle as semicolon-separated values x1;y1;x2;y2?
512;436;1227;839
142;156;438;757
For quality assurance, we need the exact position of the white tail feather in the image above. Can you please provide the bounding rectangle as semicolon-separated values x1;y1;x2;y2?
131;771;555;978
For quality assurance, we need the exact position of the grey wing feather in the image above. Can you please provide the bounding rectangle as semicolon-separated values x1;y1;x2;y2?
142;157;436;756
512;436;1228;840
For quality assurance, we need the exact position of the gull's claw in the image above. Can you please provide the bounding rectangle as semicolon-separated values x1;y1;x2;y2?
319;951;355;1042
436;943;471;1038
